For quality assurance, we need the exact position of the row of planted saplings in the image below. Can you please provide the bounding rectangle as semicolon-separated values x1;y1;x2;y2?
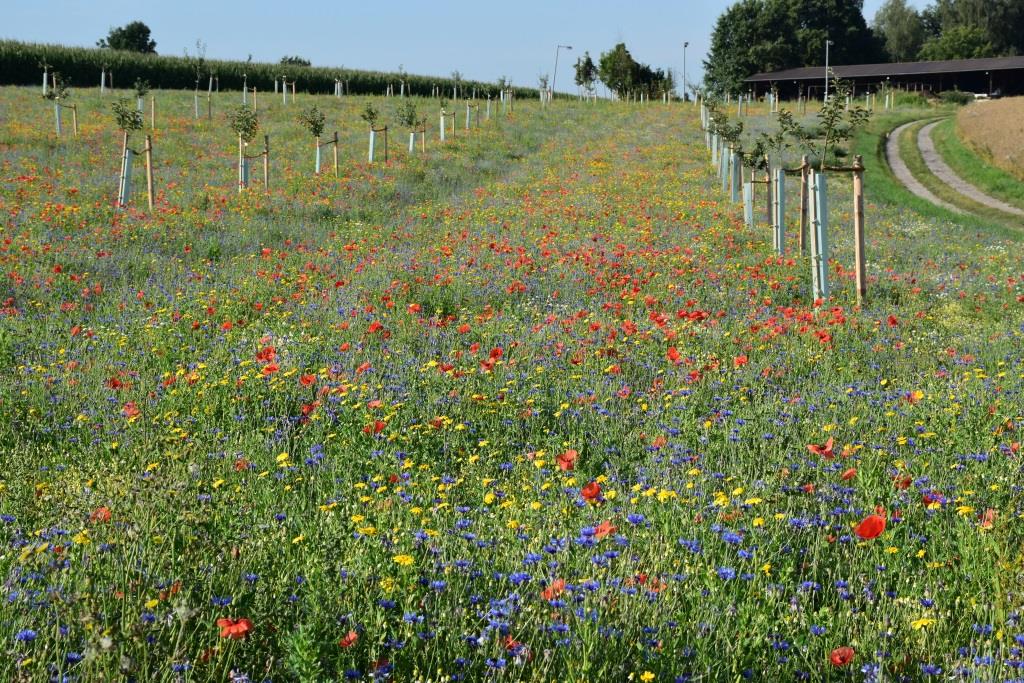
109;93;495;210
40;69;511;141
705;129;868;307
44;72;158;137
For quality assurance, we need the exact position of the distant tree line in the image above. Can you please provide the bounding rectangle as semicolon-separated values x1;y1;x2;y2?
705;0;1024;95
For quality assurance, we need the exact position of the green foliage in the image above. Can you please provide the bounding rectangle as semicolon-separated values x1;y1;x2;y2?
284;624;324;683
297;105;326;138
598;43;635;98
574;52;597;90
0;39;539;98
96;21;156;54
111;98;143;131
280;55;311;66
938;89;973;105
918;24;995;60
397;99;419;128
133;77;150;98
922;0;1024;57
42;72;69;101
226;105;259;142
598;43;674;99
815;72;871;168
872;0;926;62
360;102;379;129
704;0;883;96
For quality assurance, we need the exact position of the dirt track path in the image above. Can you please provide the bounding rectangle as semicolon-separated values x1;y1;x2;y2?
885;121;962;214
918;120;1024;219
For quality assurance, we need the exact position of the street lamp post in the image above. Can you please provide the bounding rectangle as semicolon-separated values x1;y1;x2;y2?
824;39;834;101
683;41;689;101
552;44;572;101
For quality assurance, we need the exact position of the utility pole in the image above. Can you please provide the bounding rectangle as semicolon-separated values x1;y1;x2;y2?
552;44;572;100
683;41;689;101
824;39;834;101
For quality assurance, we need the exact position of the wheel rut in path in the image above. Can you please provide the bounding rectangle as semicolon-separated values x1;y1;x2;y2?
917;120;1024;219
884;121;962;214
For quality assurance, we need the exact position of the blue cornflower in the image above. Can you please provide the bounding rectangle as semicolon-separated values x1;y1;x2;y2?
721;531;743;545
14;629;36;642
717;567;736;580
810;625;827;636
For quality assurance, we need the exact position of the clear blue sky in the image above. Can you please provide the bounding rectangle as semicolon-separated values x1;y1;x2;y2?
4;1;923;93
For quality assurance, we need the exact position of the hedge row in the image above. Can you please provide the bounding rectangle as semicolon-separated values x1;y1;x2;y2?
0;40;538;99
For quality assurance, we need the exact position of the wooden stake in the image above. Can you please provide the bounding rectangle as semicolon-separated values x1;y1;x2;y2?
150;95;156;129
333;131;339;178
238;135;245;192
263;135;270;194
145;134;154;212
852;155;866;306
798;155;808;254
71;104;79;137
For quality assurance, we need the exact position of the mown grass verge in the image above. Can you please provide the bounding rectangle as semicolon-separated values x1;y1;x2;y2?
930;117;1024;213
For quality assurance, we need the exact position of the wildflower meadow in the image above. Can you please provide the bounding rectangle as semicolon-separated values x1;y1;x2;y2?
1;85;1023;682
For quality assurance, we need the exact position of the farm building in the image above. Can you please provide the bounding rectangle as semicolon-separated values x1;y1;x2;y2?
746;55;1024;99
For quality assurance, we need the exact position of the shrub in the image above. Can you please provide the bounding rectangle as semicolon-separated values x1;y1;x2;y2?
939;90;973;106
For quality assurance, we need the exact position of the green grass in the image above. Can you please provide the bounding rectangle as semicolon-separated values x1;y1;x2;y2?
890;117;1022;233
930;117;1024;213
850;110;966;225
2;86;1024;682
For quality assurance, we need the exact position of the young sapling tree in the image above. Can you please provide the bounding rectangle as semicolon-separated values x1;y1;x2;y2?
134;78;150;113
43;73;74;136
112;98;144;206
227;105;259;190
297;105;327;172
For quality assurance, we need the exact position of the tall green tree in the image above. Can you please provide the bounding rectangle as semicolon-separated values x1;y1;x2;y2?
574;52;597;92
872;0;925;62
97;21;157;54
704;0;794;96
784;0;884;68
598;43;637;99
920;0;1024;56
704;0;883;95
918;25;995;60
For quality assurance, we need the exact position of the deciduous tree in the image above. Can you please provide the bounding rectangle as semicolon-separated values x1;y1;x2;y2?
97;21;156;54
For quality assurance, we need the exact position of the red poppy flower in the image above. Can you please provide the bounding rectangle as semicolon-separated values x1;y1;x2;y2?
216;617;253;640
89;506;112;523
840;468;857;481
830;646;855;667
667;346;681;364
807;437;834;459
299;374;316;387
541;578;566;601
557;449;578;471
581;481;601;503
338;630;358;648
854;513;886;540
594;520;617;540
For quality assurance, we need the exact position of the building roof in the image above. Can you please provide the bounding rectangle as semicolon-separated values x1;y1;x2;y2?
746;55;1024;82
